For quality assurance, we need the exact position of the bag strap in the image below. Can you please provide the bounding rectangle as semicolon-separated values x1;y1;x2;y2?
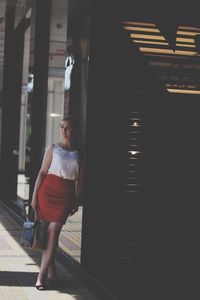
24;204;37;222
32;210;38;222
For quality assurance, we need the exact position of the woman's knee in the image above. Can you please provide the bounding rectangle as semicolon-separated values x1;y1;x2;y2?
48;222;62;237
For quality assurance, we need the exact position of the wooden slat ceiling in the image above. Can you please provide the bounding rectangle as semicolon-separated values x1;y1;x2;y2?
123;21;200;94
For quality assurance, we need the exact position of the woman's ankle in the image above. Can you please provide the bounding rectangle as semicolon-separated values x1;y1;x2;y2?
37;272;47;283
48;266;57;279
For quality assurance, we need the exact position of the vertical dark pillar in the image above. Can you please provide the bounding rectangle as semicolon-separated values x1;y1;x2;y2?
80;2;167;300
0;4;27;204
81;2;128;296
29;0;51;198
0;4;15;202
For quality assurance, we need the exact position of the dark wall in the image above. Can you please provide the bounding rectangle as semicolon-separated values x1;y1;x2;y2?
149;92;200;300
81;1;200;300
80;2;167;299
29;0;51;198
0;7;27;204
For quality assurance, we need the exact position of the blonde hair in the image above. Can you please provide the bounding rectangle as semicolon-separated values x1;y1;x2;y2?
61;116;76;126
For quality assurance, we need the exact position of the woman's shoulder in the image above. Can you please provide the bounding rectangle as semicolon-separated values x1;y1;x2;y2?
42;144;54;161
46;143;55;150
44;143;55;155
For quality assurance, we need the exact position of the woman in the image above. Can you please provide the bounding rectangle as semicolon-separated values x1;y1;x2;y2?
31;116;84;290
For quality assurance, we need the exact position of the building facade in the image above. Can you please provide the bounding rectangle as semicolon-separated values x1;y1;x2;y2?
0;1;199;299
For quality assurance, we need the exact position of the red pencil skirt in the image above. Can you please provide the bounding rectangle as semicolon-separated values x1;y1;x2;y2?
37;174;75;225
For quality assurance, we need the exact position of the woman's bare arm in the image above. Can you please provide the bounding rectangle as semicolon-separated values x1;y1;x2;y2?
31;145;53;210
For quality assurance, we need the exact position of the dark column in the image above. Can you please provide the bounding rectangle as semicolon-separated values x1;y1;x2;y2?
0;4;28;204
81;3;132;298
29;0;51;198
80;2;167;300
0;4;15;202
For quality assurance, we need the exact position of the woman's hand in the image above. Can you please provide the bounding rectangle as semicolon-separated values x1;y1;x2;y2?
31;197;37;211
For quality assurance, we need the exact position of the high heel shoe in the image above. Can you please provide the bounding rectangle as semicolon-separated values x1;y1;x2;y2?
35;274;46;290
35;284;46;290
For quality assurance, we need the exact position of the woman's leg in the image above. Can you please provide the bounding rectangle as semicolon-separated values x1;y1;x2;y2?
48;256;57;279
36;222;62;287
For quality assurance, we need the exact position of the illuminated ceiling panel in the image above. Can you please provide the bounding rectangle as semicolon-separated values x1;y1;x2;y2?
123;21;200;94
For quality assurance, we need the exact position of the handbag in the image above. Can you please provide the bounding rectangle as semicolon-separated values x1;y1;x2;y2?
20;208;49;251
20;220;35;249
32;219;49;250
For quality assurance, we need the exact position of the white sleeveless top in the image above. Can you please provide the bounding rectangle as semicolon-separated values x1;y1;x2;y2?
48;144;79;180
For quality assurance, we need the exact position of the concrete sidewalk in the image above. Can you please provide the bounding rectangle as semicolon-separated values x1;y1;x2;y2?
0;202;100;300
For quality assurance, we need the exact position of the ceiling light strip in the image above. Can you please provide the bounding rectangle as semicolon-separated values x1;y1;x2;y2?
130;33;166;41
167;88;200;94
123;26;160;33
133;39;169;46
123;21;156;27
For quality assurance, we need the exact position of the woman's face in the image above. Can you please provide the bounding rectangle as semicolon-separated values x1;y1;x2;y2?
59;120;75;140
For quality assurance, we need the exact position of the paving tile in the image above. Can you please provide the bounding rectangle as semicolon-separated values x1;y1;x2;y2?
0;202;100;300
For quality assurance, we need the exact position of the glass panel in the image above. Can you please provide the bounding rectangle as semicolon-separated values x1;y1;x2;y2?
45;3;91;263
17;24;31;206
59;19;91;264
